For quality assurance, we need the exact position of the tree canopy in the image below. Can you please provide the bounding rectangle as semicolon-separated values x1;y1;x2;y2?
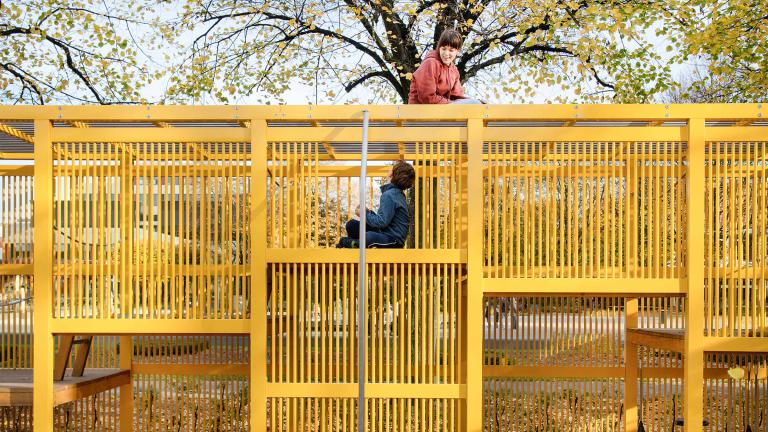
664;0;767;103
0;0;166;104
166;0;675;103
0;0;765;104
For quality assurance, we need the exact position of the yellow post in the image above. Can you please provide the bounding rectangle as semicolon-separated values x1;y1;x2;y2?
251;119;268;432
33;118;54;432
465;118;484;432
119;335;133;432
624;298;638;432
684;118;705;431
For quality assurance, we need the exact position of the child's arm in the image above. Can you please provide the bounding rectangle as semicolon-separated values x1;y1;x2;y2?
412;59;451;104
364;193;397;228
449;78;467;100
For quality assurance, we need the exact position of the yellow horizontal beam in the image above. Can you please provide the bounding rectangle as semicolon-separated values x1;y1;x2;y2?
483;127;684;142
52;127;250;143
0;263;33;275
267;248;466;264
483;366;734;380
0;165;34;176
266;127;466;142
310;165;394;177
0;153;33;161
51;125;468;144
130;364;741;381
626;328;684;353
484;366;625;378
266;383;357;398
53;124;767;145
703;337;768;353
265;383;464;399
51;319;250;334
54;264;250;277
482;277;686;295
133;363;248;376
0;103;763;121
365;384;465;399
706;127;768;142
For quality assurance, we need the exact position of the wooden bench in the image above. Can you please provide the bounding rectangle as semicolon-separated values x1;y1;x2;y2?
0;368;130;407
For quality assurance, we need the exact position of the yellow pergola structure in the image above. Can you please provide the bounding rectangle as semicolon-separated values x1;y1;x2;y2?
0;104;766;432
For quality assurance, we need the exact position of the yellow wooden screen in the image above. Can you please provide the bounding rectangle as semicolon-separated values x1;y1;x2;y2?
0;104;766;432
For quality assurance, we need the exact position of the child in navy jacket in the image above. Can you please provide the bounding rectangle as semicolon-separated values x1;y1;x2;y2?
336;161;415;248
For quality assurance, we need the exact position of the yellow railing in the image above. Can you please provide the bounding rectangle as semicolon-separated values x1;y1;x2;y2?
0;104;766;432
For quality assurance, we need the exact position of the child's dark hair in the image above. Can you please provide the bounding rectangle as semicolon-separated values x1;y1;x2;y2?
437;29;462;50
390;161;415;190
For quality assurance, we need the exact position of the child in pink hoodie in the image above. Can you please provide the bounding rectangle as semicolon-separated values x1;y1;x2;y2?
408;29;483;104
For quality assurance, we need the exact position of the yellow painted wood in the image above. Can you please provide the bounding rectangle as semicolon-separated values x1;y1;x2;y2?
465;118;484;432
118;336;133;432
264;383;465;399
50;319;251;334
0;152;33;160
482;277;686;294
483;126;685;142
267;248;466;263
0;122;34;143
0;263;34;275
0;368;130;407
486;366;626;378
0;165;34;176
131;362;249;375
52;127;251;143
702;337;768;352
266;126;467;142
624;298;638;432
705;127;768;142
0;103;763;121
484;365;743;379
32;119;54;432
251;119;268;432
684;118;705;431
4;105;768;432
626;328;685;353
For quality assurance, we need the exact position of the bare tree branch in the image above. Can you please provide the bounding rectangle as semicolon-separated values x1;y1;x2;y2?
344;69;390;93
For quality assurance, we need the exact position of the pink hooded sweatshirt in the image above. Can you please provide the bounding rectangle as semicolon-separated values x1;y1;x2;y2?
408;50;466;104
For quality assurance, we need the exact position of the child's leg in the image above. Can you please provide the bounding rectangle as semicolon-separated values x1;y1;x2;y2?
451;98;484;104
365;231;401;248
343;219;400;248
345;219;361;239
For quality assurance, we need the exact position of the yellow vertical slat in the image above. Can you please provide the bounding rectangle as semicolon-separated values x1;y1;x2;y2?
684;118;705;431
251;118;268;432
466;117;483;432
760;141;767;335
625;298;638;432
119;335;133;432
33;118;54;432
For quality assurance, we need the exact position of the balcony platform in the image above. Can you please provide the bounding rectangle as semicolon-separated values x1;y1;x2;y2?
0;368;130;407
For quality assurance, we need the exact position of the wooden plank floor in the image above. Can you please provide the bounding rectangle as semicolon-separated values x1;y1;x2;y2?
0;368;130;407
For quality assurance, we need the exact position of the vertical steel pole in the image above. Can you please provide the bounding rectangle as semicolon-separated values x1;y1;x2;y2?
358;109;369;432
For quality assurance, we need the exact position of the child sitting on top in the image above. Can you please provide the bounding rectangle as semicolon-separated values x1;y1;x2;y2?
408;29;484;105
336;161;415;248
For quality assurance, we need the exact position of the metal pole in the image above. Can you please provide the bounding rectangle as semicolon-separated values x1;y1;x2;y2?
357;109;369;432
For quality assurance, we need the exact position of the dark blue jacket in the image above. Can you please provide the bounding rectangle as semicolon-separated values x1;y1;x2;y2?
366;183;410;244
